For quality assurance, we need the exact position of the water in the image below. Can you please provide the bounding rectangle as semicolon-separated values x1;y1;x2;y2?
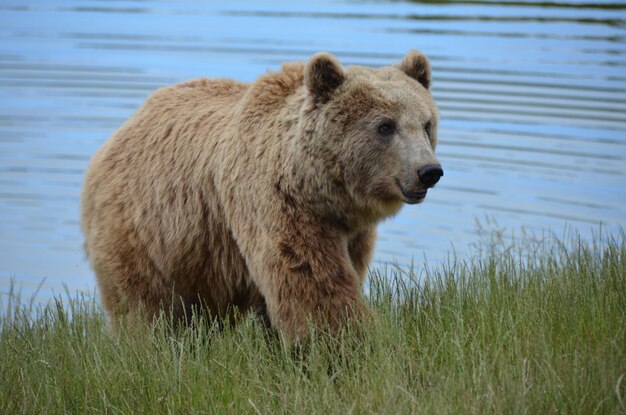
1;0;625;301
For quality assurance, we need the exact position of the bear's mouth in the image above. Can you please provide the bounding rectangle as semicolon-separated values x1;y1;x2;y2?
396;179;427;204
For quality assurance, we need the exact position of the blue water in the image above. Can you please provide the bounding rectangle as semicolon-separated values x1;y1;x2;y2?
1;0;625;302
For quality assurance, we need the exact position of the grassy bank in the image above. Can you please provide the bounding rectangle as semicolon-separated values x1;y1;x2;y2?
1;231;625;414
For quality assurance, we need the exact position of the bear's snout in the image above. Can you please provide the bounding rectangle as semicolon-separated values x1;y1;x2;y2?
417;164;444;188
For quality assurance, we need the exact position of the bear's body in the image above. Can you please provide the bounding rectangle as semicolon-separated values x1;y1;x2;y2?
81;51;442;338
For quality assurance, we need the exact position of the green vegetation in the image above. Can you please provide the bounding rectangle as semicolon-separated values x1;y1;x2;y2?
1;230;625;414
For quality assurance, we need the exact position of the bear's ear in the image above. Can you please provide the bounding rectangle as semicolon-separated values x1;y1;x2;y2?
304;52;345;103
396;50;431;89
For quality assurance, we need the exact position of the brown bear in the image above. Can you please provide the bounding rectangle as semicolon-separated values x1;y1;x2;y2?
81;50;443;339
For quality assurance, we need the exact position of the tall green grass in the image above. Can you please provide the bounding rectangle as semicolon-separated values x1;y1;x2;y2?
1;230;625;414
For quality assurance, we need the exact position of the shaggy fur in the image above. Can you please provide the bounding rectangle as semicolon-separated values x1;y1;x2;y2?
81;51;441;339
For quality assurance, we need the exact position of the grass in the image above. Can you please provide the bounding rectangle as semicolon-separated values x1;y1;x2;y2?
1;229;625;414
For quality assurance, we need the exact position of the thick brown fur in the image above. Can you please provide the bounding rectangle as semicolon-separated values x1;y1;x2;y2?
81;50;441;339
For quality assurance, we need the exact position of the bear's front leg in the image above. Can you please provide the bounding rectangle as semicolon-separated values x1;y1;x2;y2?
252;230;371;340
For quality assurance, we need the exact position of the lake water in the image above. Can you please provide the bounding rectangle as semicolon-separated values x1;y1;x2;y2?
1;0;625;302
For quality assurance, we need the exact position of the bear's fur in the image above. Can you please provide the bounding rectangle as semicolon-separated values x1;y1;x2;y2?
81;51;442;339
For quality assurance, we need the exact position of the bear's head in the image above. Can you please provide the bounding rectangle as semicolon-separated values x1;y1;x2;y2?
297;50;442;227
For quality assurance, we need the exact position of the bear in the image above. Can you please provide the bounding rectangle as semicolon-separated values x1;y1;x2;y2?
80;50;443;339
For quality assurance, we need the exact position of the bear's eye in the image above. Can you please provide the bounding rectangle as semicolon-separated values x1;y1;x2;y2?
424;120;432;137
377;121;396;137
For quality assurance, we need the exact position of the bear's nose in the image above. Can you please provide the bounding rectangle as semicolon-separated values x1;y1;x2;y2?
418;164;444;188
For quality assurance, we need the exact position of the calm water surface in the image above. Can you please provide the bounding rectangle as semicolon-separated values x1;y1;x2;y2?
1;0;625;301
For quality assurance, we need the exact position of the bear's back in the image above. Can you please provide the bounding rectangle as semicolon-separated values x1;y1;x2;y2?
147;77;248;117
80;76;256;316
81;77;249;265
